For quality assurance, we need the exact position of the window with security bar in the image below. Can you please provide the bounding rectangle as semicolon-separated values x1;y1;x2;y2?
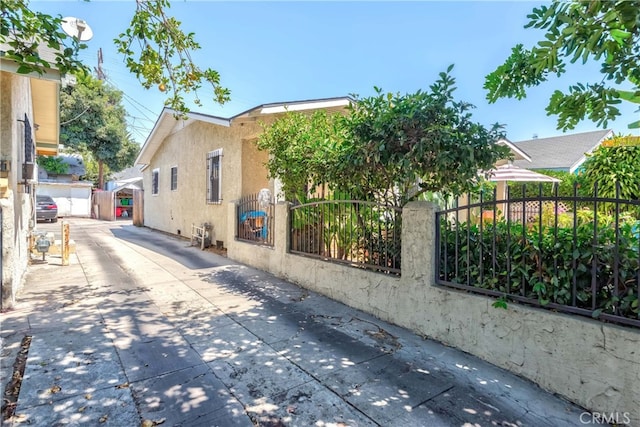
207;149;222;203
23;114;34;163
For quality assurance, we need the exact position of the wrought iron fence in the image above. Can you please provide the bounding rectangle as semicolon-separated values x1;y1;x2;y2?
236;192;274;246
289;199;402;275
436;183;640;328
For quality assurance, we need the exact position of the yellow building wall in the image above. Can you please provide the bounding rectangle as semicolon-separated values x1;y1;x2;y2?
0;71;37;308
241;138;271;196
142;120;268;246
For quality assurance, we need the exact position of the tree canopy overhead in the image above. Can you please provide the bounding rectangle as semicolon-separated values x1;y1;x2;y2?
256;110;348;203
1;0;229;115
485;1;640;131
60;73;138;189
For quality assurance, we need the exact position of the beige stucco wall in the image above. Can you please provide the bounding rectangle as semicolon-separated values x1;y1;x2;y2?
0;71;37;309
142;120;269;246
241;138;270;196
227;201;640;425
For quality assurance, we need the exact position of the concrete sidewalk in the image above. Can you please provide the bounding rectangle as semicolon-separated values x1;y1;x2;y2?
1;218;589;426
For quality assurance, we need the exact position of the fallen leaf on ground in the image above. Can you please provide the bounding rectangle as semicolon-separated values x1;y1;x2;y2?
115;383;129;389
99;415;108;423
49;385;61;394
141;418;166;426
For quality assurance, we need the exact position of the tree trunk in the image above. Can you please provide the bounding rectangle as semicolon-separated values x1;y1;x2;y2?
98;160;104;190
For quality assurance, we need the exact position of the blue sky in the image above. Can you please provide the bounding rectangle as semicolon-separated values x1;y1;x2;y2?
33;1;640;144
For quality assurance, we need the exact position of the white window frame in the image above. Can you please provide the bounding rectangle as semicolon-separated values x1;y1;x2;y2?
206;149;223;204
170;165;178;191
152;168;159;195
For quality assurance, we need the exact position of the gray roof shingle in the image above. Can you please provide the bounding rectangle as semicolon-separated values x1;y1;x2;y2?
512;129;613;172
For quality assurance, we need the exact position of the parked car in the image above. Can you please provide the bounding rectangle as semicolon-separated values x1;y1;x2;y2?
36;195;58;223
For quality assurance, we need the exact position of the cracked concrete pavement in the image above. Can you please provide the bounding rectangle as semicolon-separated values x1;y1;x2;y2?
1;218;590;426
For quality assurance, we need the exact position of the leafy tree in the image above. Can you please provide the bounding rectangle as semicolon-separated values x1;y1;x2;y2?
581;138;640;200
485;1;640;130
0;0;84;75
341;67;510;206
60;73;138;189
77;148;111;188
1;0;229;115
256;110;347;202
36;156;69;175
258;67;510;207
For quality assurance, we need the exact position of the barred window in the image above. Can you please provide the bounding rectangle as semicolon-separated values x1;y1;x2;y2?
206;149;222;203
152;168;159;195
23;114;34;163
170;166;178;191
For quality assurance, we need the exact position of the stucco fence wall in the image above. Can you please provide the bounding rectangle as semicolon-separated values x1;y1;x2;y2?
227;201;639;424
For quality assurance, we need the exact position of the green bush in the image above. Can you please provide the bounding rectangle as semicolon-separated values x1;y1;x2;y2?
439;214;639;322
37;156;69;175
290;199;402;274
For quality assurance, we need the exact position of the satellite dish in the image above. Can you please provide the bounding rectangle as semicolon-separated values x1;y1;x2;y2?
61;17;93;41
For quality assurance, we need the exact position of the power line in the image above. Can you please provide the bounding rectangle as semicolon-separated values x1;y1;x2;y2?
126;115;154;125
106;75;158;118
61;106;91;125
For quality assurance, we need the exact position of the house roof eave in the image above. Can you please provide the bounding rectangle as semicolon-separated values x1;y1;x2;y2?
1;52;62;156
135;108;231;168
137;97;353;168
231;96;354;120
567;129;614;173
496;138;532;162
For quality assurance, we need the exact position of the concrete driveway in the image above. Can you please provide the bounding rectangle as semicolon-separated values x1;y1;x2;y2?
1;218;588;426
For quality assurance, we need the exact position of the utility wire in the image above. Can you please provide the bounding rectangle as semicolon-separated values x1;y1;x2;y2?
61;106;91;125
105;75;158;117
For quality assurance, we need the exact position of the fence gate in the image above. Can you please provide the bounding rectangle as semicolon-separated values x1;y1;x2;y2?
133;189;144;226
236;191;274;246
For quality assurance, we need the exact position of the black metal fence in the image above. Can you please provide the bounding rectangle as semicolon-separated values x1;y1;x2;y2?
436;183;640;327
236;192;274;246
289;199;402;275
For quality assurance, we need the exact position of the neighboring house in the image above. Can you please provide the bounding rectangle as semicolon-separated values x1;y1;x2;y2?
495;137;532;166
0;43;61;309
37;153;86;182
135;97;351;245
37;153;93;217
105;165;143;191
512;129;613;174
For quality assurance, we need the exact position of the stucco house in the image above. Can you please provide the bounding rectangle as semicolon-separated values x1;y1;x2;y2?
105;165;143;191
0;43;61;309
512;129;613;173
135;97;351;246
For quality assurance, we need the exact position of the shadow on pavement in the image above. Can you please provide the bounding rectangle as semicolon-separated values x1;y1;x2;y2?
109;225;232;270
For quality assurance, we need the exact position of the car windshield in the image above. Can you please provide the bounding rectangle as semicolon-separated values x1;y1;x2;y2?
37;196;54;204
